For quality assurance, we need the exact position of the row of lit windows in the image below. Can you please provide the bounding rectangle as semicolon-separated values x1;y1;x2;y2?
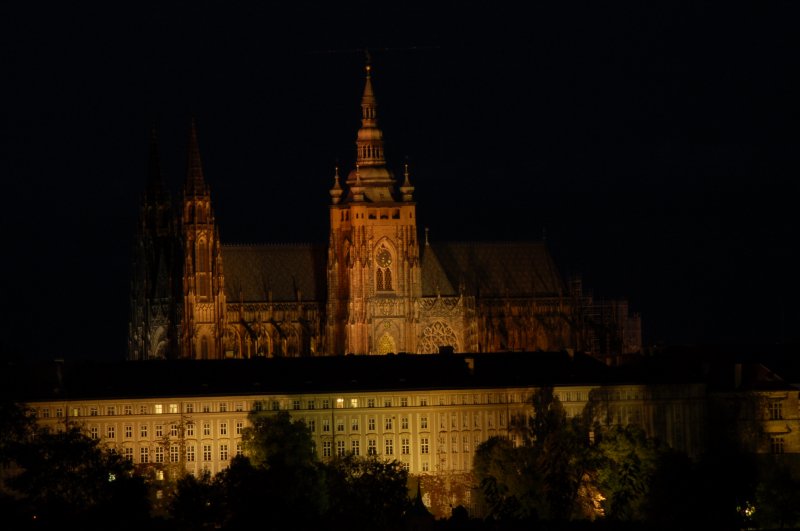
37;401;248;419
86;420;245;440
120;442;243;464
317;434;479;457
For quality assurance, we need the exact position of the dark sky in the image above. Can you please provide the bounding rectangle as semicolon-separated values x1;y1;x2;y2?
1;2;798;361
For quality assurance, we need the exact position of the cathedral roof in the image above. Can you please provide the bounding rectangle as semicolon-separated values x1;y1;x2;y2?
424;241;565;298
221;244;327;303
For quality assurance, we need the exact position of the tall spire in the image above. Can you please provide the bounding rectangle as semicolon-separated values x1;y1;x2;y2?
185;117;207;196
345;61;397;202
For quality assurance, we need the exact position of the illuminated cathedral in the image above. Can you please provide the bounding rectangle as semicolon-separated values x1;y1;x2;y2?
128;64;641;361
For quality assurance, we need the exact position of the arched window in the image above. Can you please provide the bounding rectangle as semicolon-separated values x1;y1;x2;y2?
376;269;384;291
384;269;392;290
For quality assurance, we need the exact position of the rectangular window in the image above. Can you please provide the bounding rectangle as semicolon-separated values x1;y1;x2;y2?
385;438;394;455
106;406;116;416
236;442;242;456
307;419;316;432
385;417;393;431
187;445;195;462
185;403;194;413
139;405;148;415
220;422;228;436
170;445;179;463
71;407;80;417
36;408;47;419
203;445;212;462
202;403;211;413
336;418;345;432
169;403;179;414
203;423;211;436
323;441;332;457
235;402;244;412
307;400;315;410
56;407;64;418
90;406;98;416
293;400;301;410
384;398;392;407
771;436;785;454
322;399;330;409
236;420;244;435
125;425;133;438
401;437;410;455
155;446;164;463
463;435;470;452
140;424;148;438
337;440;346;456
368;417;376;431
89;426;98;439
351;418;359;431
368;439;377;455
422;461;429;472
154;404;163;415
420;416;428;429
220;444;229;461
350;398;359;408
323;419;330;432
367;398;375;408
187;424;195;437
769;402;783;420
155;425;163;437
171;425;178;437
124;447;133;461
271;401;280;411
400;397;408;407
420;397;428;406
351;440;360;455
219;403;227;413
140;447;149;463
421;438;429;454
106;426;116;439
124;405;132;415
401;417;409;430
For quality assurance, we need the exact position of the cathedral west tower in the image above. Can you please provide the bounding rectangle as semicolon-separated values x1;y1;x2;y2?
326;64;422;355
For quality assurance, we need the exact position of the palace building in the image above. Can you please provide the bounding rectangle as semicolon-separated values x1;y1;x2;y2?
127;64;641;362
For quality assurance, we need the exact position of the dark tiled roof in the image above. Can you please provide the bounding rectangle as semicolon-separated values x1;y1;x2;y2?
428;241;565;298
222;244;327;303
420;244;456;296
2;351;725;403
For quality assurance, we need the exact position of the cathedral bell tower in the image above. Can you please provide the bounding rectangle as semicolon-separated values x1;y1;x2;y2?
326;64;421;355
180;120;227;359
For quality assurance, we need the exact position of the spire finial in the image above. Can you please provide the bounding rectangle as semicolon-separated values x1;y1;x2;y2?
329;163;343;205
400;156;415;201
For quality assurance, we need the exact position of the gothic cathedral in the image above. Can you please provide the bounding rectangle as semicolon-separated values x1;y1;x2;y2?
128;65;641;361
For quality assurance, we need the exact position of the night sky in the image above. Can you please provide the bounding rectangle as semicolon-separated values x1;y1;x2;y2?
1;2;798;361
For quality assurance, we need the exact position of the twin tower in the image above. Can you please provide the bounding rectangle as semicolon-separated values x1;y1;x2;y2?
128;65;640;360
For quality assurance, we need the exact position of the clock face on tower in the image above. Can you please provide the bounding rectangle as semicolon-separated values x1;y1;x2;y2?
376;248;392;268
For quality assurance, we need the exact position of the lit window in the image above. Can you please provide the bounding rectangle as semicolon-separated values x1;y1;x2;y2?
350;398;359;408
169;404;179;414
336;398;344;409
154;404;163;415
